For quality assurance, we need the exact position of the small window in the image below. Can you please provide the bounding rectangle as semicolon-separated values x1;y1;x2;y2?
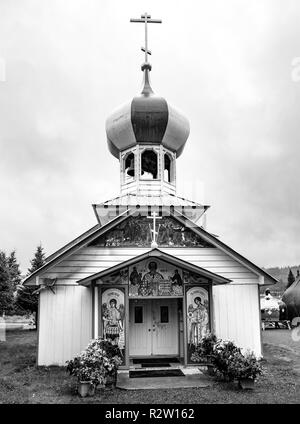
160;306;169;323
134;306;143;323
124;153;135;180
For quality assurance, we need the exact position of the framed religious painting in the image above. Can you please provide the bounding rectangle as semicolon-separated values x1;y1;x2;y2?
185;286;211;364
100;287;126;365
128;259;184;297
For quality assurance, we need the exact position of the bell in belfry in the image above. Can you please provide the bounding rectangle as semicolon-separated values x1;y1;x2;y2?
127;158;135;177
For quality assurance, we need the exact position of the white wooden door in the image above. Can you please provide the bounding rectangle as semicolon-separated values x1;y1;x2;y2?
129;300;152;356
152;299;179;356
129;299;179;356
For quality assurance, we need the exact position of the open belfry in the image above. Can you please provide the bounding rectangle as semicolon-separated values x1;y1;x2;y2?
24;14;276;367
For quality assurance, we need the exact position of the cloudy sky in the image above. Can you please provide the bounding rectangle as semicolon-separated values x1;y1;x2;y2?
1;0;300;272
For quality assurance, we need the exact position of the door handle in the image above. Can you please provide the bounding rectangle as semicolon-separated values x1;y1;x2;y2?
148;329;151;332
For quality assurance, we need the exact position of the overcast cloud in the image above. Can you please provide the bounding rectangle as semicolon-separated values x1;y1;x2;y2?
1;0;300;272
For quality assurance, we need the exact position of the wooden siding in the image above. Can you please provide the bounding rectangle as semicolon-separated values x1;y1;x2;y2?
213;284;262;357
38;285;92;366
40;247;259;285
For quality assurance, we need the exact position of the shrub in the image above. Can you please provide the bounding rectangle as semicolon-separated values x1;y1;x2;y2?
66;338;122;387
212;340;263;382
212;340;242;381
191;333;219;363
227;350;263;381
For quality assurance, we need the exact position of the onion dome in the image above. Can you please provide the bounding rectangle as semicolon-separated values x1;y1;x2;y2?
106;64;190;158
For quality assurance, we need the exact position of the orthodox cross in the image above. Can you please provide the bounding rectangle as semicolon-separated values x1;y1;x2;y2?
130;13;162;64
147;211;162;249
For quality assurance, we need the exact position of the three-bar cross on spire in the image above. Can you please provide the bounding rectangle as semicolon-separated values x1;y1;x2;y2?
130;13;162;65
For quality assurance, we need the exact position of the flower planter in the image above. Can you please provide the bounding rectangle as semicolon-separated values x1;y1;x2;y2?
238;378;255;390
206;364;215;376
88;384;96;396
78;381;94;397
105;372;117;388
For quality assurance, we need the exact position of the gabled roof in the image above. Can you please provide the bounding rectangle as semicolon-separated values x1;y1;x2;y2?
172;211;278;286
93;192;208;207
23;206;278;286
77;248;231;286
23;209;132;285
92;194;209;226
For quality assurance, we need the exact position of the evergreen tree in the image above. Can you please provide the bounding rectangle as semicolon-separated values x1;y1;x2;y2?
287;269;295;289
28;245;46;274
7;250;22;292
15;245;46;324
0;251;14;315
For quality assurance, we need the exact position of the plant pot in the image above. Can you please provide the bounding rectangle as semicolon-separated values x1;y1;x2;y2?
206;364;215;376
238;378;255;390
88;383;95;396
78;381;94;397
105;372;117;388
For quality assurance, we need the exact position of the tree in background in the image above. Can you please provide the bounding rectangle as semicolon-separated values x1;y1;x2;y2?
27;245;46;275
15;245;46;326
287;269;295;289
0;251;14;315
7;250;22;292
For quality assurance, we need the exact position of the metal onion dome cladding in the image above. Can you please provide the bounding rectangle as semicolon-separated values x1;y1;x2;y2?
105;66;190;158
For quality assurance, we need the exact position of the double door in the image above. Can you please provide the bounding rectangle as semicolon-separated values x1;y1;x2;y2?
129;299;179;357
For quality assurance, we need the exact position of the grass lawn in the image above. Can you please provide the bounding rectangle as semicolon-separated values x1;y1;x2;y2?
0;330;299;404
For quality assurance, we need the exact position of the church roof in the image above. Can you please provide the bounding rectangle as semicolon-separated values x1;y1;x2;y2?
76;248;232;286
92;193;209;226
94;192;206;207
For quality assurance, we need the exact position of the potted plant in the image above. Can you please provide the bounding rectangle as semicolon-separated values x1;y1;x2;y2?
66;356;97;397
228;351;263;389
212;340;242;382
95;339;123;388
191;333;218;375
66;338;122;397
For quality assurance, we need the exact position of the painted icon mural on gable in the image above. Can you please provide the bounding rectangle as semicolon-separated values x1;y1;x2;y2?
129;259;184;297
89;215;215;248
186;286;210;363
99;268;129;285
101;288;125;364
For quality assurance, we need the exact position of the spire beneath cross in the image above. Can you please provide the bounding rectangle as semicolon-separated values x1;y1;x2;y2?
130;13;162;66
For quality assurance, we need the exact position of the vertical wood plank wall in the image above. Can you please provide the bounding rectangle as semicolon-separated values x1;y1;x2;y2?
213;284;262;357
38;286;92;366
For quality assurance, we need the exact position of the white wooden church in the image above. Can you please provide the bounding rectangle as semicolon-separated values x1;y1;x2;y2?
24;15;276;367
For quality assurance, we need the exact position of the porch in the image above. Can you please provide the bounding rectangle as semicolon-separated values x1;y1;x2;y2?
78;248;230;369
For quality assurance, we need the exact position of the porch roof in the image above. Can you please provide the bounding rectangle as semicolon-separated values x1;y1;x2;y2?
77;248;232;286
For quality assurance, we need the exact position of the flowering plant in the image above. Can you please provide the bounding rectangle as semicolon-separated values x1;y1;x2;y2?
212;340;263;382
212;340;243;381
66;338;123;386
191;333;219;363
227;350;263;380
